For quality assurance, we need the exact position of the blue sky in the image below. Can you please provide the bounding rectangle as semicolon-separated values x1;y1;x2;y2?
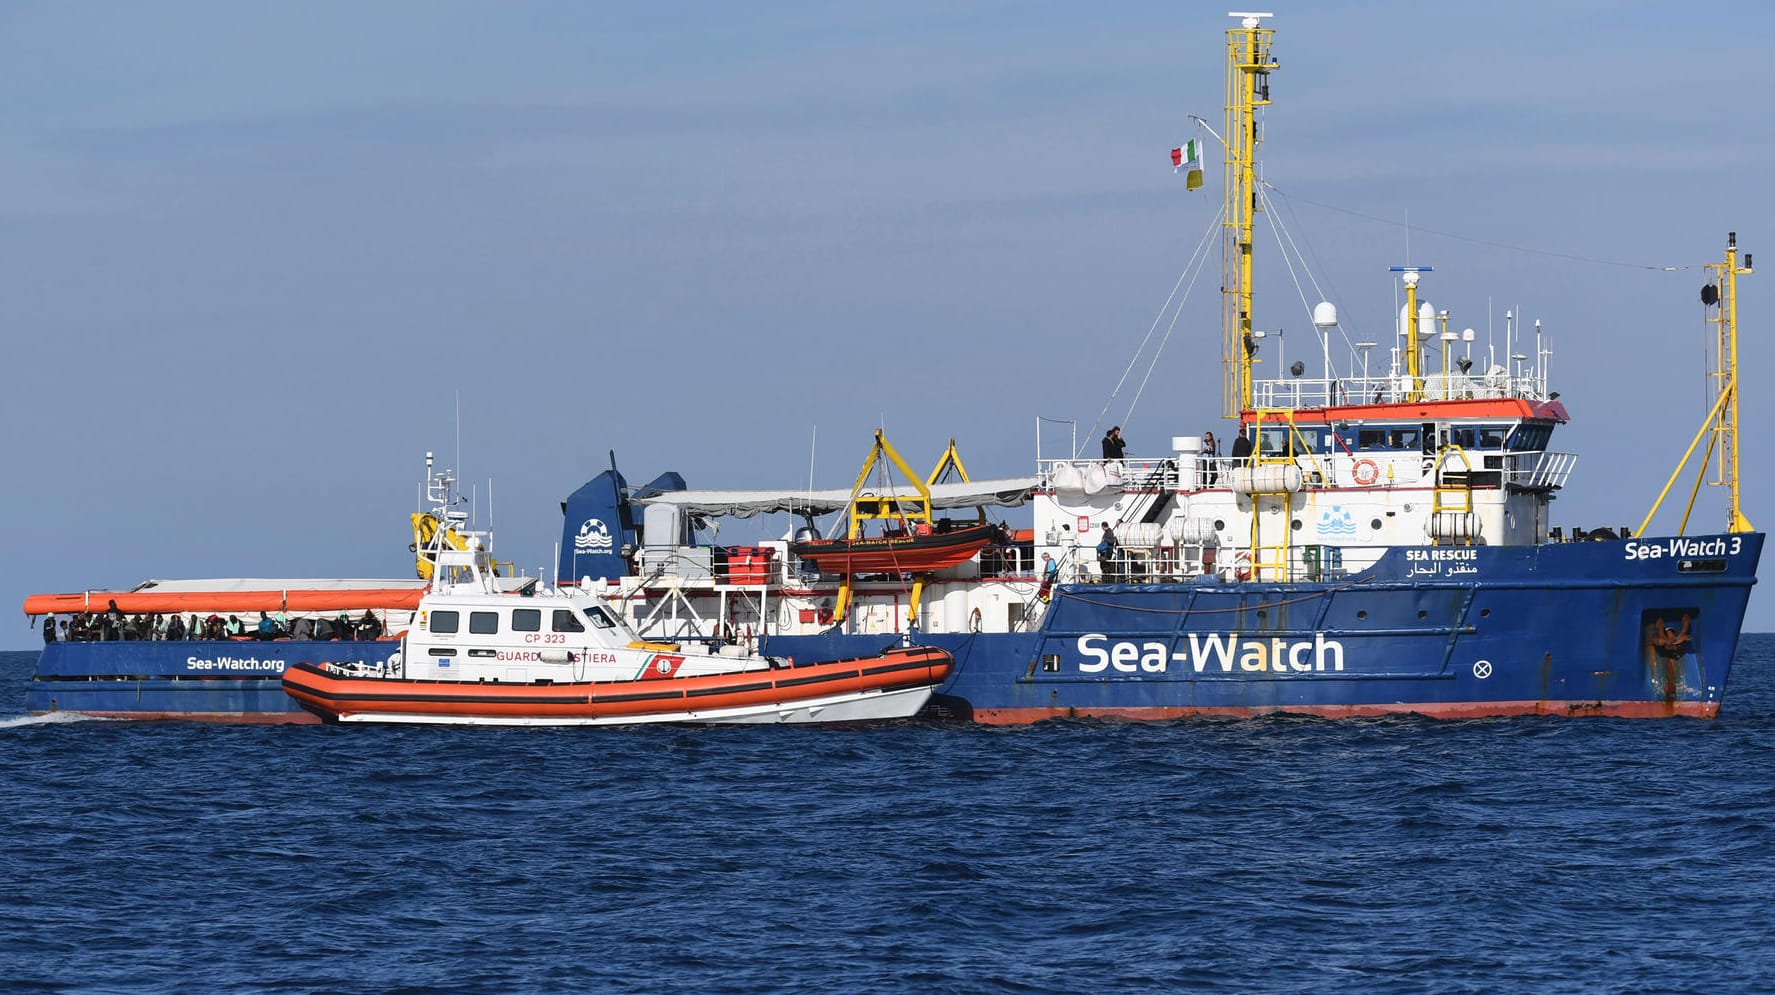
5;1;1774;647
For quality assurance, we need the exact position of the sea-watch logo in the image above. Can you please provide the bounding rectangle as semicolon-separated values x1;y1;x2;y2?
1317;505;1357;536
575;518;614;552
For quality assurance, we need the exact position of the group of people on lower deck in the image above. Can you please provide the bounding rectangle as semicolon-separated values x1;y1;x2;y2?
41;601;387;643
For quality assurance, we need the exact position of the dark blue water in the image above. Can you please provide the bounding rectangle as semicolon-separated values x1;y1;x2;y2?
3;639;1774;994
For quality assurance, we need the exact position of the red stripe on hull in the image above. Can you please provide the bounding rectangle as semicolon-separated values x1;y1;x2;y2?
967;699;1721;723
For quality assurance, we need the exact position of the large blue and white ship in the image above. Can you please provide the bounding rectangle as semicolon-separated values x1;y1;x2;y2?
555;12;1761;721
20;13;1761;721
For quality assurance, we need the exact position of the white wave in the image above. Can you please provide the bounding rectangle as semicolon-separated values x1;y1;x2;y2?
0;711;109;728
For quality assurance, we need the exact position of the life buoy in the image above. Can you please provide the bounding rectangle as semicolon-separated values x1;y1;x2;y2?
969;607;983;633
1233;550;1252;581
1352;458;1379;486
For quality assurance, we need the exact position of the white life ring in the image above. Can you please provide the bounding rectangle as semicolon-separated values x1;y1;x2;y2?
1352;458;1379;486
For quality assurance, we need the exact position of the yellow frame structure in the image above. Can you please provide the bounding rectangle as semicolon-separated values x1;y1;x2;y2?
1638;232;1754;537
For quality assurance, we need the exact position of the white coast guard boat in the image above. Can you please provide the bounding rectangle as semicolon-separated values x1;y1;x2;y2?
281;536;951;726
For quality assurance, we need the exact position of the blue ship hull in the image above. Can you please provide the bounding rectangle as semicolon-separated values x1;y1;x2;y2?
26;640;399;722
757;533;1763;721
24;534;1760;721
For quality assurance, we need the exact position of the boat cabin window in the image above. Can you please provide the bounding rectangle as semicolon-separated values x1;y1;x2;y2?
1258;425;1329;456
1353;426;1422;452
1448;424;1511;450
551;609;586;633
585;607;618;629
1506;422;1553;452
470;611;499;635
512;609;541;632
428;610;459;634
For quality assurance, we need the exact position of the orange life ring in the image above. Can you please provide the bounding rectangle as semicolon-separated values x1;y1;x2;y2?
1352;458;1379;486
1233;550;1252;581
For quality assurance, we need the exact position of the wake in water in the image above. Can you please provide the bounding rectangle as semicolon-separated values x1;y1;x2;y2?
0;711;106;729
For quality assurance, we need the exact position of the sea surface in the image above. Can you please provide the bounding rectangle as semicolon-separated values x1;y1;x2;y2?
3;640;1775;994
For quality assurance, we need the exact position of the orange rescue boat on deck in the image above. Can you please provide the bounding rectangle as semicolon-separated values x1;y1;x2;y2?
790;523;997;576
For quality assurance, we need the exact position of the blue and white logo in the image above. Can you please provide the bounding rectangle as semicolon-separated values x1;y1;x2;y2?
1317;506;1357;536
575;518;614;552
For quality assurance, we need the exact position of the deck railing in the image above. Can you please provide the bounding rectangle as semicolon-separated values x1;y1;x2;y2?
1250;370;1554;408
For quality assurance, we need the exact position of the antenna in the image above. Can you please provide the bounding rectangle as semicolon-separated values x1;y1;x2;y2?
1535;319;1546;394
1487;298;1495;376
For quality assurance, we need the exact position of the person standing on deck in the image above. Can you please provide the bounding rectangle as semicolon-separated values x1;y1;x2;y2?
1097;523;1121;583
1102;426;1128;462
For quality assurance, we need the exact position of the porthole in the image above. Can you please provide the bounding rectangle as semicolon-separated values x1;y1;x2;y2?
1291;520;1302;531
1481;608;1491;618
1417;610;1428;619
1370;519;1383;530
1214;519;1226;531
1357;610;1368;620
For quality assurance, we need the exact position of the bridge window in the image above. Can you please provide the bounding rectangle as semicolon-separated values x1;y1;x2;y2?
1507;422;1553;452
585;607;619;629
470;611;499;635
429;610;459;634
512;609;541;632
552;610;586;633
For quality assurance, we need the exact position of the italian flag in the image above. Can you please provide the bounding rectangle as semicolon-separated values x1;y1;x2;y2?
1170;138;1205;191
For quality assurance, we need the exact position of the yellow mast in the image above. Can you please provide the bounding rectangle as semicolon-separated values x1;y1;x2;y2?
1222;12;1277;417
1712;232;1754;533
1635;232;1754;537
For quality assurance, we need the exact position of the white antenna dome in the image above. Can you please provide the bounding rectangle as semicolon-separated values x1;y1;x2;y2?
1399;301;1436;337
1312;301;1338;328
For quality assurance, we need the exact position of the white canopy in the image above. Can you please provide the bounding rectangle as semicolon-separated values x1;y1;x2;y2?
631;476;1041;519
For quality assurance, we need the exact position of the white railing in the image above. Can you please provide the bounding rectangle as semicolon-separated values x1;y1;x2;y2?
1506;451;1577;490
1251;370;1554;408
1038;457;1182;492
